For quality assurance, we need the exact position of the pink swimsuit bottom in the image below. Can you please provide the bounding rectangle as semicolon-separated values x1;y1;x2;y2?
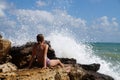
46;58;50;66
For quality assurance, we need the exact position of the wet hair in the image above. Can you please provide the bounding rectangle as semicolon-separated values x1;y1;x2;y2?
36;34;44;43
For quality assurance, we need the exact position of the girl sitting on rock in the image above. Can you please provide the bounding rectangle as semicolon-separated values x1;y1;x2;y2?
28;34;64;68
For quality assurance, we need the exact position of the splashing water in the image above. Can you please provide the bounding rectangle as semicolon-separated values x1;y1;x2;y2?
46;32;120;80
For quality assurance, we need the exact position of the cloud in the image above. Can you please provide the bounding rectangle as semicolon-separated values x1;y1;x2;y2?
15;9;54;26
0;0;7;17
0;0;13;17
88;16;120;42
36;0;47;7
0;18;16;27
112;17;119;27
13;9;87;30
99;16;110;26
51;10;87;29
35;0;72;11
91;16;119;32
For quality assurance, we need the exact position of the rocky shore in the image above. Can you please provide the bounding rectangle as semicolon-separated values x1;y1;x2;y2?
0;37;114;80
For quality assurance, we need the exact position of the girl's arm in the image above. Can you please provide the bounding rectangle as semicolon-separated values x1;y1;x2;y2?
43;44;48;68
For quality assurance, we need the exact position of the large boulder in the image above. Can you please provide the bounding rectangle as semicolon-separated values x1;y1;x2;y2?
0;38;11;63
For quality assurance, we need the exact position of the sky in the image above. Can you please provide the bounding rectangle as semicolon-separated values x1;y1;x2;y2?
0;0;120;43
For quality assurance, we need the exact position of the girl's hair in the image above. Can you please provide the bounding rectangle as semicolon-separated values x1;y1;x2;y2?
0;34;2;38
36;34;44;43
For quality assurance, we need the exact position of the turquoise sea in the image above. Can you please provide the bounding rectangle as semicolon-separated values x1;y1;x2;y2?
90;42;120;70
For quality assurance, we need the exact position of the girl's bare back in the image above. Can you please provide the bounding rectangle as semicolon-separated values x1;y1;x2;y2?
34;43;46;66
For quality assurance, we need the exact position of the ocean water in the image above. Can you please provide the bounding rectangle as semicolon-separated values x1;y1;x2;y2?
91;43;120;64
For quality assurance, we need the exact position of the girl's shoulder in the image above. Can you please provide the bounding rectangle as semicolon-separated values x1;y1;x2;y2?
44;43;48;48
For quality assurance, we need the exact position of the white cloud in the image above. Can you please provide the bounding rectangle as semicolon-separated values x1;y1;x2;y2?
0;0;13;17
52;10;87;29
16;9;54;24
0;0;7;17
14;9;87;30
0;9;5;17
112;17;119;27
99;16;110;26
70;18;86;28
13;9;55;35
0;17;16;28
2;20;16;27
36;0;47;7
92;16;119;31
90;16;120;41
94;16;119;29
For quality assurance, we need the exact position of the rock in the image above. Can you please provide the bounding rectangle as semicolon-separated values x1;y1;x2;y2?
0;64;114;80
0;62;17;73
9;45;32;68
0;38;11;63
78;63;100;72
81;71;114;80
59;58;77;64
0;66;69;80
68;64;114;80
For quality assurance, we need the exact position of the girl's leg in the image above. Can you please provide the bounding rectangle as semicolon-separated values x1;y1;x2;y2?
49;59;64;67
49;59;71;73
